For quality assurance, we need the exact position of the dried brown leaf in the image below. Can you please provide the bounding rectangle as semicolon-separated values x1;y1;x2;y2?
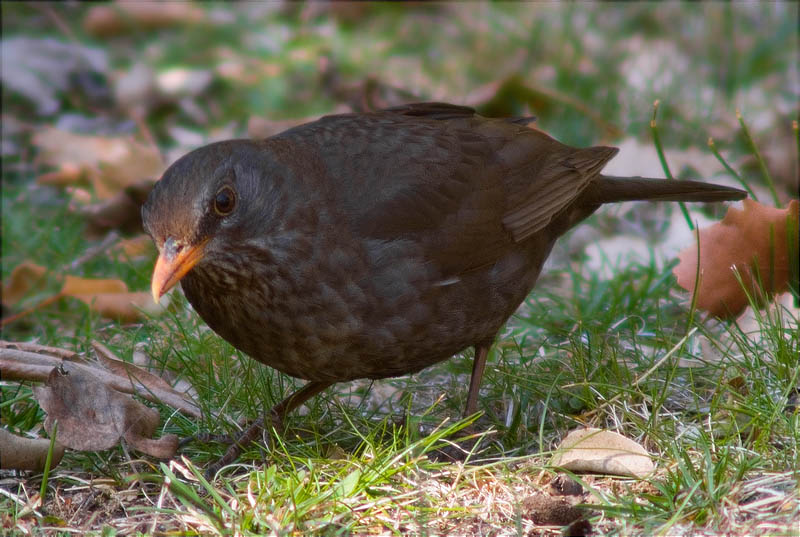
92;341;174;393
551;428;655;478
60;275;128;296
75;291;163;323
61;276;161;324
1;262;164;324
0;429;64;472
33;366;178;458
33;127;163;199
0;354;56;382
67;186;93;206
60;275;165;322
1;346;202;418
2;262;47;307
674;199;799;318
156;67;213;99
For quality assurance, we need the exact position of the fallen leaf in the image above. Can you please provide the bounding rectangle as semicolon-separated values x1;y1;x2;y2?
113;61;157;113
674;199;799;318
61;274;164;322
60;275;128;296
33;127;164;199
129;341;198;401
84;1;207;38
60;275;165;322
92;341;174;393
67;186;93;206
0;344;202;418
73;292;163;323
551;428;655;478
0;429;64;472
1;262;165;325
2;262;48;307
33;366;178;458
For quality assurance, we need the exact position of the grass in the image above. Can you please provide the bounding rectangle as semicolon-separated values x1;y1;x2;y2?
2;2;799;536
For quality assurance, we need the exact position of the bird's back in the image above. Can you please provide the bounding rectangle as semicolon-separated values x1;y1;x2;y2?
269;104;616;277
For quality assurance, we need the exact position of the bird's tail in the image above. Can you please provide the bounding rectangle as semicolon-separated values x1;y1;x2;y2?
592;176;748;204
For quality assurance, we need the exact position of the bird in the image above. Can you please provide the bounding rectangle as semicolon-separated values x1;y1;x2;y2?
142;102;746;473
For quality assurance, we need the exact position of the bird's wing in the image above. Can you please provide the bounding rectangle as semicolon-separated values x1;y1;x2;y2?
283;108;615;276
499;142;618;241
375;105;615;242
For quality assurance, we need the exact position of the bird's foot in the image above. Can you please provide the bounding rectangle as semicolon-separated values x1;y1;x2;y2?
186;382;332;479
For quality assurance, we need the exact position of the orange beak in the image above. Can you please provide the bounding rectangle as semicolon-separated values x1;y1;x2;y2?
151;238;208;302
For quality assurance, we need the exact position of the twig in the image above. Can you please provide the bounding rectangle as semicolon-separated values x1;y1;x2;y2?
63;231;121;272
0;294;61;328
0;347;203;418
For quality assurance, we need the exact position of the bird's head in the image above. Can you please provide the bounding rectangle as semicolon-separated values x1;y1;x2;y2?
142;140;285;302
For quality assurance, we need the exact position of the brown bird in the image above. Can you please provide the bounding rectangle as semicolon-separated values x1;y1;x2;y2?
142;102;746;472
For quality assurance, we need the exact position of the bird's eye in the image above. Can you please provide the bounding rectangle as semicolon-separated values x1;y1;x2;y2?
214;186;236;216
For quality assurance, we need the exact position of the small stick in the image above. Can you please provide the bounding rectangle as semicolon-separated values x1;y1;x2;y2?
64;231;121;272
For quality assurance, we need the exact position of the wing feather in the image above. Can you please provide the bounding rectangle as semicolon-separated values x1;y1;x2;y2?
283;106;617;275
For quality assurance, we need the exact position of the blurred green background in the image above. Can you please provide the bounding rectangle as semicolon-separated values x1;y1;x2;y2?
2;2;797;149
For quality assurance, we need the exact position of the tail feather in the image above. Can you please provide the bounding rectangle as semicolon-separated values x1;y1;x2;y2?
592;176;748;204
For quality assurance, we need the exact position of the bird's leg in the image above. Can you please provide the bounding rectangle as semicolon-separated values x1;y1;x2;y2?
429;344;493;463
464;344;490;417
205;380;333;478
